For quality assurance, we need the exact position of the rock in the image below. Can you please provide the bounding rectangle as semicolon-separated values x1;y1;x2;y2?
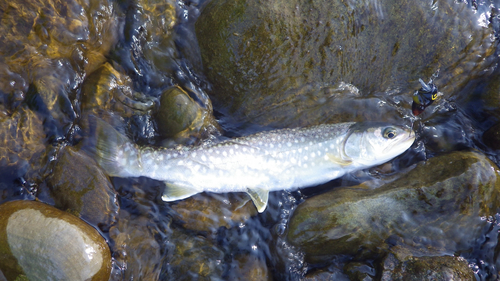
171;192;257;233
303;268;351;281
344;262;376;281
196;0;496;126
166;228;225;280
380;253;475;281
227;254;272;281
81;63;154;118
0;0;121;137
156;86;220;143
0;107;46;196
0;200;111;281
45;145;119;231
110;211;163;280
287;151;500;260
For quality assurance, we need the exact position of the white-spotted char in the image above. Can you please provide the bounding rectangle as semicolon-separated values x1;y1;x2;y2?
93;119;415;212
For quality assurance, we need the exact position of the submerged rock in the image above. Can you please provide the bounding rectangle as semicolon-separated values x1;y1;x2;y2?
380;253;475;281
287;151;500;260
196;0;496;126
166;228;225;280
45;145;119;230
0;0;121;137
171;192;257;233
0;200;111;281
156;86;220;143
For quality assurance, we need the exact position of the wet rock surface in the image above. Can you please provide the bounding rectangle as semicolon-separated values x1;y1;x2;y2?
171;192;257;233
0;200;111;281
380;253;475;281
287;151;500;260
196;0;497;127
44;145;119;230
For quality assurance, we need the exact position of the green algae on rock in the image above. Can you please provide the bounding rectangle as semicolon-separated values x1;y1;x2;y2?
287;151;500;260
196;0;497;126
0;200;111;281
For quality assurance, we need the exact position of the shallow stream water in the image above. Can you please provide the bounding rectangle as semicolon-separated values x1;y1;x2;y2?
1;0;500;280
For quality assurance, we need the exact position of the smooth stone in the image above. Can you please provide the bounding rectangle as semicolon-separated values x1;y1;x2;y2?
166;228;225;280
196;0;496;126
81;63;154;118
344;262;376;281
380;253;475;281
156;86;220;141
45;145;119;231
171;192;257;233
227;254;272;281
0;200;111;281
287;151;500;260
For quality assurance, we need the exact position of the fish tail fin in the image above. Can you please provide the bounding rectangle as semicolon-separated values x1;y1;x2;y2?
86;115;136;177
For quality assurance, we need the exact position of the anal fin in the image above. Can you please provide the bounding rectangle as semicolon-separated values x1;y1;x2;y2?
246;188;269;213
162;182;200;201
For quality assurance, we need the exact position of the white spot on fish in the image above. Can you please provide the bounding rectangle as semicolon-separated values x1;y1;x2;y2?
234;144;239;149
201;155;207;161
230;149;234;154
298;148;303;153
208;149;214;153
304;156;308;161
243;148;247;152
324;155;329;161
290;158;297;164
311;152;316;157
192;152;197;157
304;164;308;168
270;144;274;149
287;142;292;147
300;137;305;142
178;160;184;165
223;151;228;157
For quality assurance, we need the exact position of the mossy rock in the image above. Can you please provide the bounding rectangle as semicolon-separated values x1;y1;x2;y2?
196;0;496;126
287;151;500;260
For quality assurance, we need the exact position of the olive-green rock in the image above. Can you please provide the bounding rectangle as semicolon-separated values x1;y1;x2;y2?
167;228;225;280
156;86;220;142
380;253;475;281
110;211;163;280
0;200;111;281
287;151;500;259
196;0;496;126
172;192;257;233
45;145;119;230
227;254;272;281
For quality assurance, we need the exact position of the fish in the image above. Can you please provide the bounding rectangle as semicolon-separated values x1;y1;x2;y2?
91;118;415;213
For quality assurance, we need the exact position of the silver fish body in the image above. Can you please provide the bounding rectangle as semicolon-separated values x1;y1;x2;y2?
94;120;415;212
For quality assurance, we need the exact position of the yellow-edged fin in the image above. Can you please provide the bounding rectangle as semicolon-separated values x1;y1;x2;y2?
326;153;352;166
246;188;269;213
162;182;200;201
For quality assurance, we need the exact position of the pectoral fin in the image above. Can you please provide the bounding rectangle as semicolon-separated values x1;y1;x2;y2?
246;188;269;213
162;182;200;201
326;153;352;166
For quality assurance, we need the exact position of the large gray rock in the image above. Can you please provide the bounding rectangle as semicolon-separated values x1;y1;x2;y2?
287;151;500;260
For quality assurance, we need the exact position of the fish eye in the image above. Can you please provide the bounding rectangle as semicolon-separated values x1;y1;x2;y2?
383;127;397;139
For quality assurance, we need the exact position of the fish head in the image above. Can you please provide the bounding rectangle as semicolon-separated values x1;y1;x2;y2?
343;123;415;167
